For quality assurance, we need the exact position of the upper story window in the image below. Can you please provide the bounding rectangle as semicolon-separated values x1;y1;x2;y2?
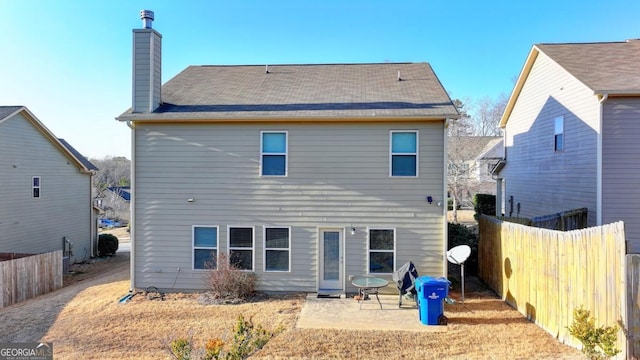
32;176;41;198
554;116;564;151
261;131;287;176
390;131;418;177
193;226;218;270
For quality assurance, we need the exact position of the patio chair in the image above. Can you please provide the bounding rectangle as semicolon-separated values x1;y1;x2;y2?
392;261;419;308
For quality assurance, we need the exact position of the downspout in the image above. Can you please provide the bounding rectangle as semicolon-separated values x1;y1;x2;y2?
597;94;607;225
443;119;450;277
127;119;136;293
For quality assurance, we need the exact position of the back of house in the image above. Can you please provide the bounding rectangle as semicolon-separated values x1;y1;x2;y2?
117;11;459;293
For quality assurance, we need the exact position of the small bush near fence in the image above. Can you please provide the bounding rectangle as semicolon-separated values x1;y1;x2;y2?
473;194;496;220
448;222;478;275
98;233;119;256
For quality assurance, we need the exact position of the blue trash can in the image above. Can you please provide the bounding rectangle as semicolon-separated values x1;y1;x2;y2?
415;276;449;325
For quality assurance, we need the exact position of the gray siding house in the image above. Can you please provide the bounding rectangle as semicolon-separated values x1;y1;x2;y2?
117;14;459;293
0;106;99;263
496;40;640;253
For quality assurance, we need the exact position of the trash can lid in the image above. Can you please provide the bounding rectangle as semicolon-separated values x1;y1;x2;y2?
416;276;451;285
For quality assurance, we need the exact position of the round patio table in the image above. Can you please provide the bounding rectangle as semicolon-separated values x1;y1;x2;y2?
351;276;389;309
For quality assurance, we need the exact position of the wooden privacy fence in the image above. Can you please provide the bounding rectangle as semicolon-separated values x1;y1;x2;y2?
0;250;63;308
478;216;635;359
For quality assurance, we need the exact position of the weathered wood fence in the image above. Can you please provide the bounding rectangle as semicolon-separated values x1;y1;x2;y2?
478;216;637;359
0;250;63;308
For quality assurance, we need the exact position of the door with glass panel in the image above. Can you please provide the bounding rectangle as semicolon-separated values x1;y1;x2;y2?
319;229;343;290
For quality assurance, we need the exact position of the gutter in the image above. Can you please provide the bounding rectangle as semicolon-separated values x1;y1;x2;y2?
126;119;136;292
596;93;608;225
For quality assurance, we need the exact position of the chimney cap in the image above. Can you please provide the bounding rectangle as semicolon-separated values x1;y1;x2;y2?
140;9;154;29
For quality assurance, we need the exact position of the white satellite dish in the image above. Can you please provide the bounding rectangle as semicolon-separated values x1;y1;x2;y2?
446;245;472;304
447;245;471;265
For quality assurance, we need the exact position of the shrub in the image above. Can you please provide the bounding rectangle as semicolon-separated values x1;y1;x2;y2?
166;315;281;360
203;253;257;302
448;222;478;275
567;306;620;360
98;233;119;256
170;338;193;360
473;194;496;220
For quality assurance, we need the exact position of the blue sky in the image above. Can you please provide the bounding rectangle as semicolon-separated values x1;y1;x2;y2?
1;1;638;159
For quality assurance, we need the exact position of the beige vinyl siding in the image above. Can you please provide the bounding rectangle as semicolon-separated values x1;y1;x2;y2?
133;121;445;291
0;113;92;263
502;52;599;223
602;97;640;253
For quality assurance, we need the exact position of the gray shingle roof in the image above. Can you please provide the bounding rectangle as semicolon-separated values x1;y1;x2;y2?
119;62;459;121
0;106;24;121
537;40;640;93
58;138;99;171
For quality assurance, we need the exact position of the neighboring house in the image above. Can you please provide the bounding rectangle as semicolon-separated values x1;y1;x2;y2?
116;13;459;293
0;106;99;263
496;39;640;253
101;186;130;223
447;136;501;208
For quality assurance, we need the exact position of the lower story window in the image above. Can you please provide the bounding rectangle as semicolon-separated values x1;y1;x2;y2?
229;227;254;271
368;229;395;274
193;226;218;270
265;227;290;272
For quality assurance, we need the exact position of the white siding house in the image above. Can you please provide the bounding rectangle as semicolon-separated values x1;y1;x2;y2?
497;40;640;253
0;106;99;263
117;13;459;293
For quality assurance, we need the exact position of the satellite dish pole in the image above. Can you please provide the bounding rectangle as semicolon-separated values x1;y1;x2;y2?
446;245;471;304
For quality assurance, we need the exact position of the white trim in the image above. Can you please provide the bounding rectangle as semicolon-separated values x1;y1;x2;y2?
389;130;419;177
227;225;256;272
32;176;41;198
317;227;344;291
192;225;219;271
442;122;449;277
260;130;288;177
366;227;396;275
554;115;564;152
263;226;291;272
596;94;608;225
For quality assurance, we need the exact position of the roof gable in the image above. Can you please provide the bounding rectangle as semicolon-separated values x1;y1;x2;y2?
0;106;97;173
448;136;501;161
537;41;640;94
0;106;23;122
118;63;459;121
500;40;640;127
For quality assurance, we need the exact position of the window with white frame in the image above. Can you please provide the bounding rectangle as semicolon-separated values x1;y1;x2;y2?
554;116;564;151
264;227;290;272
193;226;218;270
390;131;418;176
261;131;287;176
32;176;41;198
368;229;395;274
228;227;254;271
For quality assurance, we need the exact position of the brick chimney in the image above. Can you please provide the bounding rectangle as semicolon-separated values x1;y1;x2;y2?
132;10;162;113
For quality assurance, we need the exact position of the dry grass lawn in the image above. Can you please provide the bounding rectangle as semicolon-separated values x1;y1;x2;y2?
0;232;585;359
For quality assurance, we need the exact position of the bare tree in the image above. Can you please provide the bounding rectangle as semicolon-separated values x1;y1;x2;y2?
447;95;507;223
90;156;131;222
90;156;131;191
467;93;508;136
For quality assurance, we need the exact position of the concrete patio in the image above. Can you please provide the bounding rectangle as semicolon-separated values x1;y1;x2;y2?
296;293;448;332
